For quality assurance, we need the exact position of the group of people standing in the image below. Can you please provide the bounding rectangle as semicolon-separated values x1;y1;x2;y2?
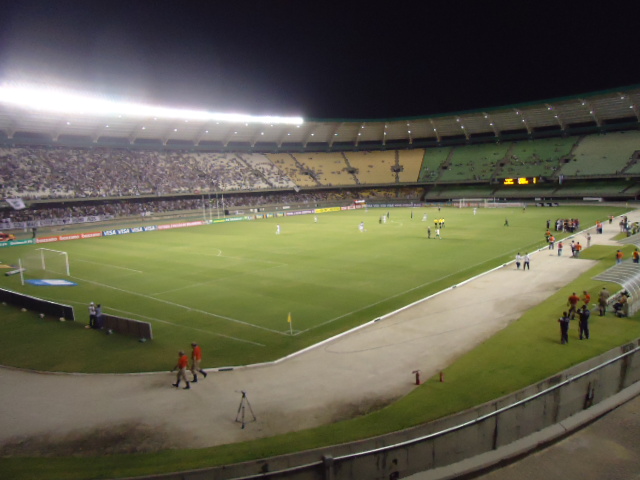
559;290;593;344
87;302;103;330
515;252;531;270
172;343;208;390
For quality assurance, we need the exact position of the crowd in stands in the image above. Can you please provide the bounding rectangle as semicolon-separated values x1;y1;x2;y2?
1;186;424;226
0;147;305;200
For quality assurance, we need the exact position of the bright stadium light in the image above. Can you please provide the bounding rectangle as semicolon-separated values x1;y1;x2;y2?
0;84;304;125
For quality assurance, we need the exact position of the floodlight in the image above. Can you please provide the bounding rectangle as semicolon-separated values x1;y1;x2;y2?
0;83;304;125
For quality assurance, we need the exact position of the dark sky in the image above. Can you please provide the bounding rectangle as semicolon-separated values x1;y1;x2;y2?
0;0;637;120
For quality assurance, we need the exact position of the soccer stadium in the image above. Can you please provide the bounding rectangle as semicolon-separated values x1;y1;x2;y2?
1;80;640;480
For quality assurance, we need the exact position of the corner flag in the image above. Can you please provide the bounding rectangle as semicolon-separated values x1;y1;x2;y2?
288;312;293;335
287;312;292;323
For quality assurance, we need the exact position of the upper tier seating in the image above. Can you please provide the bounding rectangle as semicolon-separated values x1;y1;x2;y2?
291;152;356;186
345;151;396;184
559;131;640;177
264;153;318;187
501;137;578;179
418;147;451;182
397;149;424;183
439;143;510;182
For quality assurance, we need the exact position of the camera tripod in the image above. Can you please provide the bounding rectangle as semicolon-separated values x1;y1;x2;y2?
235;390;256;429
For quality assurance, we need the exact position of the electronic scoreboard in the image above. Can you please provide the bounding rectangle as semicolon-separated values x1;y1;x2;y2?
502;177;539;186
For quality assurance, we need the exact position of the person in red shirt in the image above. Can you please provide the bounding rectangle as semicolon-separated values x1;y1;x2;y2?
190;342;208;383
172;351;191;389
575;242;583;257
567;292;580;319
582;290;591;307
633;248;639;264
616;250;624;264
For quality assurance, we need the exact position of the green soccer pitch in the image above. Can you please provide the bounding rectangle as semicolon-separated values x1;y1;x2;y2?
0;205;628;373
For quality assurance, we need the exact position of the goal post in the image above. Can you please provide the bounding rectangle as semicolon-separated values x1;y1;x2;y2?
38;248;70;276
20;248;70;278
456;198;484;208
484;200;525;208
456;199;526;208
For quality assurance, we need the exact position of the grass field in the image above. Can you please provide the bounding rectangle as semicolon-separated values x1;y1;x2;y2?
0;204;630;373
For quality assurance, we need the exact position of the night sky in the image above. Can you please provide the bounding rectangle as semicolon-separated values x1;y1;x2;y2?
0;0;637;120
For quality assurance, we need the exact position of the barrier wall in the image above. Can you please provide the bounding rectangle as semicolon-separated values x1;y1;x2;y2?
0;287;75;321
102;314;153;340
129;340;640;480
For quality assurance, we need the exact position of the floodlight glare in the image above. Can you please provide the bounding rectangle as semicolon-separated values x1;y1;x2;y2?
0;84;304;125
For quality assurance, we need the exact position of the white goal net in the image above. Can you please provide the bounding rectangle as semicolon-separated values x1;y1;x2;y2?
483;200;525;208
457;199;526;209
20;248;70;280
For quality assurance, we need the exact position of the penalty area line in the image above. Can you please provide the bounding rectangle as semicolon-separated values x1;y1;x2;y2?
74;258;143;273
68;274;288;336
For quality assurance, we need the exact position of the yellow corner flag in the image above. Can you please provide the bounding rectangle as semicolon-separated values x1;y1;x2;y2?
287;312;292;323
288;312;293;335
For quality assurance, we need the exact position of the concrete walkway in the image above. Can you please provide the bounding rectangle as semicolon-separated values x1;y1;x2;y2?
0;211;638;462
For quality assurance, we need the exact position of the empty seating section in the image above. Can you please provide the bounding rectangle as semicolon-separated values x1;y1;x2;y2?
492;184;558;199
553;181;630;197
345;151;396;184
624;161;640;175
439;143;510;182
237;153;297;189
264;153;317;187
397;149;424;183
502;137;577;178
560;131;640;177
425;185;495;200
418;147;451;182
292;152;356;186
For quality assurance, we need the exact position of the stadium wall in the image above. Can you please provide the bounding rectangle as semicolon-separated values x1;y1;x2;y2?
129;340;640;480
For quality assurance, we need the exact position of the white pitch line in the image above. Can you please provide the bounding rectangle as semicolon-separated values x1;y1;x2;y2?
74;258;143;273
173;246;286;266
298;249;526;334
106;307;265;346
68;274;288;336
148;263;286;297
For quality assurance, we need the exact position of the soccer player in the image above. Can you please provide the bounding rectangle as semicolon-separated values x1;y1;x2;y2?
276;224;281;235
359;221;365;233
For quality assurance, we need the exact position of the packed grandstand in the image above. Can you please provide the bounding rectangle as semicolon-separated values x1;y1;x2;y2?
1;85;639;225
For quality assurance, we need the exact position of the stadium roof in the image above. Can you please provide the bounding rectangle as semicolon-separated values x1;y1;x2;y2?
0;84;638;151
